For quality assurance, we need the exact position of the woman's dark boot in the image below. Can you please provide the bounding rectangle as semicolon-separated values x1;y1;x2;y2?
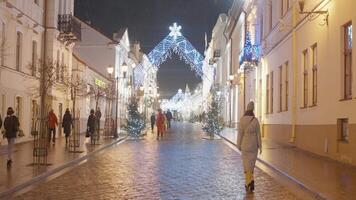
251;180;255;192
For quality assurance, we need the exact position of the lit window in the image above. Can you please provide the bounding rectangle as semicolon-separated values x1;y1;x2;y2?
311;44;317;105
302;49;308;108
343;22;352;99
338;118;349;142
266;74;270;114
285;61;289;111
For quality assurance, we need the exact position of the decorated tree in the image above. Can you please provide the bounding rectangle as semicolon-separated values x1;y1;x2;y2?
202;89;223;137
125;98;146;138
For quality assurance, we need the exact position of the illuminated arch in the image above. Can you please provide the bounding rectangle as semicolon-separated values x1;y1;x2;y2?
147;23;205;77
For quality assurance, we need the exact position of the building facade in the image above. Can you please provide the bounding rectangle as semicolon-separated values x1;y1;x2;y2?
0;0;79;143
74;20;134;130
215;0;356;166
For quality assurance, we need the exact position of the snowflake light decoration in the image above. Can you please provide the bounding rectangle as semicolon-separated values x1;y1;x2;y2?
169;23;182;40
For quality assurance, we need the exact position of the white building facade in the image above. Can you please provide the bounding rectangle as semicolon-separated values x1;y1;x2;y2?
74;21;134;130
216;0;356;166
0;0;79;143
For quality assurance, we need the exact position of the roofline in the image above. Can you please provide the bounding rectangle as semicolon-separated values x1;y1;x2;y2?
74;16;119;44
72;53;112;82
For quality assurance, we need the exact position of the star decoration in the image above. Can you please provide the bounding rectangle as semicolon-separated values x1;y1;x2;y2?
169;23;182;40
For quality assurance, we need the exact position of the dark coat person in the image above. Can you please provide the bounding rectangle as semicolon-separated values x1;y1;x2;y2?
87;110;96;134
4;107;19;166
4;109;20;139
166;110;173;128
150;113;156;131
62;109;72;144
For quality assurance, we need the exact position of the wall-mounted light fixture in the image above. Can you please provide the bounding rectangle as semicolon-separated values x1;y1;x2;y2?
298;0;329;26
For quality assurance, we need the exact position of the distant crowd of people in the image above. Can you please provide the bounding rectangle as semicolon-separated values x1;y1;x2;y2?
0;107;103;167
150;109;173;140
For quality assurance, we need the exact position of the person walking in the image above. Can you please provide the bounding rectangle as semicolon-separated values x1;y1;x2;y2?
150;113;156;132
87;109;97;144
237;101;262;193
156;109;165;140
166;109;173;128
48;109;58;145
62;109;72;145
3;107;19;167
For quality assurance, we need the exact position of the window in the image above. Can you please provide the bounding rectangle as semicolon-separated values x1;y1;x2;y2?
343;22;352;99
270;71;274;113
279;66;283;112
266;74;270;114
285;62;289;111
1;22;5;66
16;32;22;71
61;52;65;82
34;0;39;5
56;50;60;81
338;118;349;142
32;41;37;76
311;44;318;105
302;49;308;107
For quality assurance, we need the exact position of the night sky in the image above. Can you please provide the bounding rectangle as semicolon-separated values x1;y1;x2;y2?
75;0;233;98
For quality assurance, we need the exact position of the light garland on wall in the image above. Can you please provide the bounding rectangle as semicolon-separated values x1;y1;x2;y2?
239;31;261;72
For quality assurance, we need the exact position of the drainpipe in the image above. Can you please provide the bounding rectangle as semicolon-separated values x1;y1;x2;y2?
291;2;298;143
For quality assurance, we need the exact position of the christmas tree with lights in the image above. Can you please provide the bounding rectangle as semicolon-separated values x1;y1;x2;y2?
125;98;146;138
202;89;223;137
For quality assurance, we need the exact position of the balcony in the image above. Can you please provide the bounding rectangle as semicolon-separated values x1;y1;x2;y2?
58;14;81;42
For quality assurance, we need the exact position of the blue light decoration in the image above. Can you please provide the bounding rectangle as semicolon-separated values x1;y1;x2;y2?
147;23;205;77
239;31;261;70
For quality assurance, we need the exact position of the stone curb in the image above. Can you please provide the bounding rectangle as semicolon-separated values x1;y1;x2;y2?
0;137;127;199
218;134;327;200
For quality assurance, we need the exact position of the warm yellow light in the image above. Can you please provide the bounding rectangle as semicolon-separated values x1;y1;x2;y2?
107;66;114;75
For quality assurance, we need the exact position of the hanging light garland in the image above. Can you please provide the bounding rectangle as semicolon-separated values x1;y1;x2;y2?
239;30;261;72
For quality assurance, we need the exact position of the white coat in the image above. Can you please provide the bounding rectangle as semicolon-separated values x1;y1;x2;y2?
237;115;262;172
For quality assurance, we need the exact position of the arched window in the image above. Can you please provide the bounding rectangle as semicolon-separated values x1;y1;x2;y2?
16;31;23;71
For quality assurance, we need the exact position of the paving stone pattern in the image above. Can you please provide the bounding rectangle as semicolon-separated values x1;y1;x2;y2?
14;123;299;200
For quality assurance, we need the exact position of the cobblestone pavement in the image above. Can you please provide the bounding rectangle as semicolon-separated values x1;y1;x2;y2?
14;123;300;200
221;127;356;200
0;132;124;195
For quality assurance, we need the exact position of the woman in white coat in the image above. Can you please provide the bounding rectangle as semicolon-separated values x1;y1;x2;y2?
237;101;262;193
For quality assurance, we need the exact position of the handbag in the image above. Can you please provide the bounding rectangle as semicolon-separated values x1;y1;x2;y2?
17;129;25;137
